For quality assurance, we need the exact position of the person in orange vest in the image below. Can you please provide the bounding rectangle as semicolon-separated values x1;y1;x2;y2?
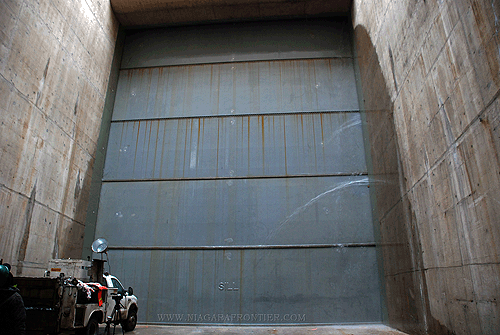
97;284;108;307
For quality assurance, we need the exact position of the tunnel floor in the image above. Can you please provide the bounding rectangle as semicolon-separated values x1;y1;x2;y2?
117;324;408;334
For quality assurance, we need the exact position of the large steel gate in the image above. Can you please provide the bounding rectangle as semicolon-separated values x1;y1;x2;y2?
95;19;382;324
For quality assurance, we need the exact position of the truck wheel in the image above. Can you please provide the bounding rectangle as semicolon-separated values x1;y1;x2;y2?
83;317;100;335
121;309;137;331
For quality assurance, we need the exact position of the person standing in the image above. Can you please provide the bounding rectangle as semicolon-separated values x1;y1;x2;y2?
0;263;26;335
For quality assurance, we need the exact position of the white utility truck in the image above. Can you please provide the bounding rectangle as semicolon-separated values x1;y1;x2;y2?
16;243;138;334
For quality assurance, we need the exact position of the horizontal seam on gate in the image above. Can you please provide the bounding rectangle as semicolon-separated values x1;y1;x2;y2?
101;172;369;183
107;243;377;250
120;56;354;71
110;110;362;123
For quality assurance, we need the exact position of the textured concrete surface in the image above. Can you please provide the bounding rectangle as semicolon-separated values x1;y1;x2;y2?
118;324;408;335
353;0;500;334
0;0;119;275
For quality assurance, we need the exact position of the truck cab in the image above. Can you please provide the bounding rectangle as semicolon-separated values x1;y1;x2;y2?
103;273;138;331
83;273;138;335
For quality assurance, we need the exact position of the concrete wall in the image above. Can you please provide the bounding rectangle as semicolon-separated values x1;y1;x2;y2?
352;0;500;334
0;0;119;276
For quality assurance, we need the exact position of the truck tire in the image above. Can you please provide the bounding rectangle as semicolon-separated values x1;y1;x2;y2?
83;317;100;335
121;308;137;331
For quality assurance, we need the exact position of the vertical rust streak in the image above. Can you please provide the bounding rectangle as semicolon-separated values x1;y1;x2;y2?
165;68;171;118
296;115;300;164
201;119;205;163
197;118;201;176
159;120;167;179
257;116;261;172
283;117;287;175
257;63;260;114
312;115;317;171
169;68;177;117
146;68;153;116
301;113;305;166
272;116;276;170
313;61;319;109
153;120;160;178
210;65;213;113
278;62;282;112
201;119;205;173
301;114;304;139
261;115;265;173
118;122;126;161
232;63;237;114
241;115;244;143
183;67;189;117
328;59;333;107
298;60;303;111
145;120;152;176
247;116;251;175
217;66;221;115
125;72;132;120
240;116;244;174
320;113;326;167
133;121;141;173
174;119;182;178
155;68;163;117
183;119;190;178
302;60;310;110
320;113;325;144
186;66;194;116
216;119;220;177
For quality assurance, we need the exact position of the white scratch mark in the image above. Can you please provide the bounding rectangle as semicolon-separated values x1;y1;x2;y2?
189;143;197;169
267;178;370;240
324;118;362;146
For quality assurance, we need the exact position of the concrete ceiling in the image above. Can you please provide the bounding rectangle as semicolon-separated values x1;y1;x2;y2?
111;0;352;28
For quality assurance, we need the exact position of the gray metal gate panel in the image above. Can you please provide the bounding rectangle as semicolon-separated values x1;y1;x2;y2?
96;176;373;247
107;247;381;324
121;19;353;69
96;19;382;324
112;59;359;121
103;112;366;180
